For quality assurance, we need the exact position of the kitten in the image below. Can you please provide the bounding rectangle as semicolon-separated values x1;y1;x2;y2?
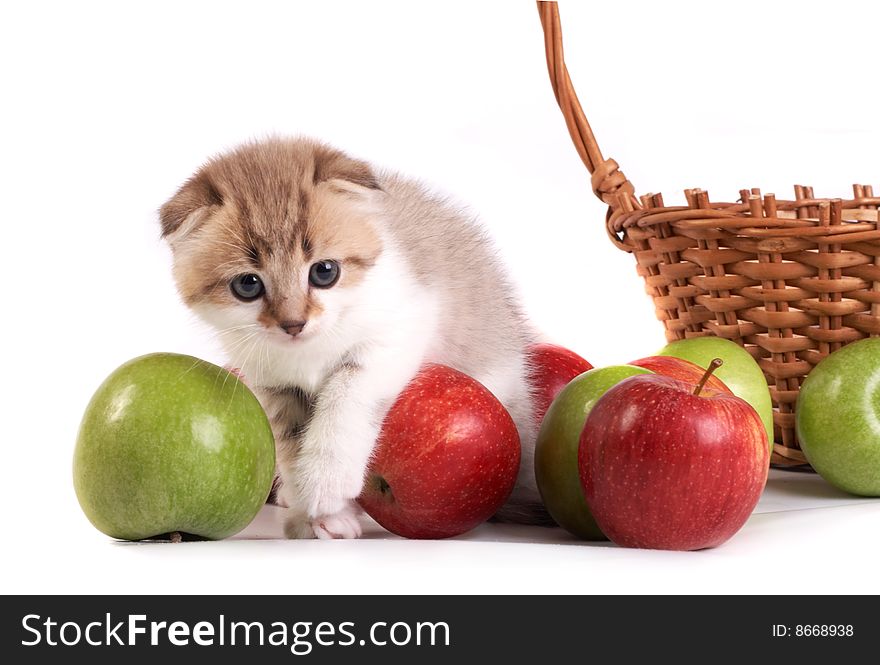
160;137;547;539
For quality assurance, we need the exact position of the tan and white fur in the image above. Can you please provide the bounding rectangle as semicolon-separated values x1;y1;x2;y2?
160;138;545;539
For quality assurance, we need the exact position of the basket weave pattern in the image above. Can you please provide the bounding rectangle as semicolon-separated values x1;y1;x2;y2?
538;1;880;465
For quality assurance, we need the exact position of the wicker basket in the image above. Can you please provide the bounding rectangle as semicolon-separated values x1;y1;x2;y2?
537;1;879;466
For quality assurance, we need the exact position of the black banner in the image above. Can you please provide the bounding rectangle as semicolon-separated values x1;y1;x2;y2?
1;595;871;661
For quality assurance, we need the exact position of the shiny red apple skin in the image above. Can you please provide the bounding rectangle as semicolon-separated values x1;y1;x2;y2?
528;343;593;424
629;356;731;394
579;374;768;551
357;364;521;539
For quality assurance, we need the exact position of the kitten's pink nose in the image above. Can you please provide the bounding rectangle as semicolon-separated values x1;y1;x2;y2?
279;320;306;337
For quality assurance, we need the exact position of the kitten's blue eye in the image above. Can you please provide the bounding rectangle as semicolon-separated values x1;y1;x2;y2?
230;273;264;301
309;260;340;289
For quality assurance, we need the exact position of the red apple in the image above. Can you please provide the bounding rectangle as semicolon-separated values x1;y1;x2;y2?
579;360;768;551
358;364;520;539
629;355;730;394
528;343;593;424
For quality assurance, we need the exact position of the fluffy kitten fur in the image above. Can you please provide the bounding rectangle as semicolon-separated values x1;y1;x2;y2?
161;138;546;538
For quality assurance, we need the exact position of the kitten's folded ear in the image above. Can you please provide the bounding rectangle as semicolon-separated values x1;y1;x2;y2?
159;170;224;239
313;146;382;194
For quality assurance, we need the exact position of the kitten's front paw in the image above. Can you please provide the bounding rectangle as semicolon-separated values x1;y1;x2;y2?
281;499;363;540
298;456;366;519
311;502;363;540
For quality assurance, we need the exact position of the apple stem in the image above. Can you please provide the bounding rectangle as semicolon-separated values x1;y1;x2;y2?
374;476;394;503
693;358;723;396
169;531;182;544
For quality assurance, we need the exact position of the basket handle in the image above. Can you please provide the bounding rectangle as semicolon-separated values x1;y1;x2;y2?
537;1;639;213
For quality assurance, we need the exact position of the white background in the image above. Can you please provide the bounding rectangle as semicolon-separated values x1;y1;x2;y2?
2;0;879;594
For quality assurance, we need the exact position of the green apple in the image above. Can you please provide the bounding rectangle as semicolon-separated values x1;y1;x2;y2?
658;337;774;448
796;338;880;496
534;365;651;539
73;353;276;541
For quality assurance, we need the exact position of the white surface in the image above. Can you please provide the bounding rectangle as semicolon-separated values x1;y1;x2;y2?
7;470;880;595
2;0;879;595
